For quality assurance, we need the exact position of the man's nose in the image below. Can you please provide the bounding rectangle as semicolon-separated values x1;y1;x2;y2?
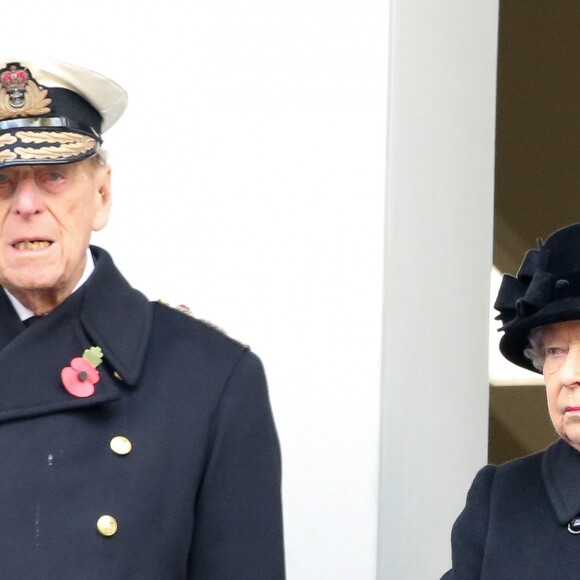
11;177;45;216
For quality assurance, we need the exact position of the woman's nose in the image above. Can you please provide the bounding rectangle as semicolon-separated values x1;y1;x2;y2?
557;349;580;387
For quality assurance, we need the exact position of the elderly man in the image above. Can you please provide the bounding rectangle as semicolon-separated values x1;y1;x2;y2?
0;60;285;579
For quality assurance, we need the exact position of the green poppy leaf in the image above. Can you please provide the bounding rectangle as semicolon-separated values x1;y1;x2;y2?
82;346;103;368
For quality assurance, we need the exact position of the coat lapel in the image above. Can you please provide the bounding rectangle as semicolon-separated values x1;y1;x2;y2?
79;247;152;386
0;287;27;349
0;246;153;423
542;439;580;524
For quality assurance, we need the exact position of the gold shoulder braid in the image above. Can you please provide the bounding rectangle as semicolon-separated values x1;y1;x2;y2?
156;299;248;347
157;299;195;318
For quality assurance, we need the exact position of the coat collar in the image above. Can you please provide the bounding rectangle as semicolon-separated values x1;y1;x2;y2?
0;246;152;423
542;439;580;524
80;246;152;385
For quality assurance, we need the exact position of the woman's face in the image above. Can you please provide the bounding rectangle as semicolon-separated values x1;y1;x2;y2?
543;320;580;452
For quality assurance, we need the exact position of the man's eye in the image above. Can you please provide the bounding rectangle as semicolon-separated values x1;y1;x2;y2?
0;174;10;184
45;172;64;182
546;347;565;356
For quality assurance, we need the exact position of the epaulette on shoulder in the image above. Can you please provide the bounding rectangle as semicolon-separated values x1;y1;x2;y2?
155;299;249;349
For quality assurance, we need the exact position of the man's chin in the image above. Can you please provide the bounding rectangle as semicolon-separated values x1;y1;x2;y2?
1;275;63;302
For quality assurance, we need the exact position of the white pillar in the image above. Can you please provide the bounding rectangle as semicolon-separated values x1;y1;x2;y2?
378;1;499;578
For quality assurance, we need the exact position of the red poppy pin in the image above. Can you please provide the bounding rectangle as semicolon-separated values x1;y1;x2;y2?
61;346;103;398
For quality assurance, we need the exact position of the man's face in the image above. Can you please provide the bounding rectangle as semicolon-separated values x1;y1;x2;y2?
0;158;111;312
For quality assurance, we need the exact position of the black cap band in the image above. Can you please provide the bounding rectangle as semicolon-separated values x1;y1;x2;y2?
0;117;100;141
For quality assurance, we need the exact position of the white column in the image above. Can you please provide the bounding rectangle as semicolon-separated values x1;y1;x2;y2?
378;1;499;578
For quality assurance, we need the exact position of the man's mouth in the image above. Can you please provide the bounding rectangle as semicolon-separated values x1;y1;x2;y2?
12;240;52;251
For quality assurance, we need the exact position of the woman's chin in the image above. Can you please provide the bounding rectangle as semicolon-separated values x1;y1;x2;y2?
563;422;580;452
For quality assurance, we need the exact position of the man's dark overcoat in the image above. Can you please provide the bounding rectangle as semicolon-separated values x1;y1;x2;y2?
443;438;580;579
0;246;285;579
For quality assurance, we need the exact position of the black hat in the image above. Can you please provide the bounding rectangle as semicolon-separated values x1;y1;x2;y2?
0;59;127;168
495;222;580;373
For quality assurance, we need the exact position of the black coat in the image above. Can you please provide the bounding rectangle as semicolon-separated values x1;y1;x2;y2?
443;438;580;579
0;247;285;579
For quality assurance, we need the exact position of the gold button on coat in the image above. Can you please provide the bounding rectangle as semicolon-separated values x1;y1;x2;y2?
97;515;118;537
110;436;132;455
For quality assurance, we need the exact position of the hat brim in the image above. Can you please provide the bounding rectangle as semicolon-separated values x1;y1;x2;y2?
0;128;98;167
499;297;580;373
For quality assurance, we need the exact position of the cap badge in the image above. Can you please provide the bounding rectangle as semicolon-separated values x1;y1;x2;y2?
0;63;51;120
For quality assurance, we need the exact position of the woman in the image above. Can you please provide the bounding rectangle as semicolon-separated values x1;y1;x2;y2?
443;222;580;579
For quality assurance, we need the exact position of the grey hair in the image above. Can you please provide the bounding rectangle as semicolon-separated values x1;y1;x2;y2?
523;326;546;371
91;146;108;166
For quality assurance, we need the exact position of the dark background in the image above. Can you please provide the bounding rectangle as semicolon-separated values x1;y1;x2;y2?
489;1;579;463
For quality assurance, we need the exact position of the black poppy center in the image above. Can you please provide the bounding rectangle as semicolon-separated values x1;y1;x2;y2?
77;371;88;382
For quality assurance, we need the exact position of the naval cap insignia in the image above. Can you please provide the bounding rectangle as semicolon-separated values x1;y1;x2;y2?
1;64;30;108
0;63;51;119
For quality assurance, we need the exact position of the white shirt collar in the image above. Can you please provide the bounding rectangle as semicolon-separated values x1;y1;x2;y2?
4;247;95;321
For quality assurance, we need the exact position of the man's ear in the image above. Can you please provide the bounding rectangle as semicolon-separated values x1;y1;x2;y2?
92;164;112;232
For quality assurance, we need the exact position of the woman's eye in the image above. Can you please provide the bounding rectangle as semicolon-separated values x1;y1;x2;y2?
546;347;565;357
0;174;10;184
